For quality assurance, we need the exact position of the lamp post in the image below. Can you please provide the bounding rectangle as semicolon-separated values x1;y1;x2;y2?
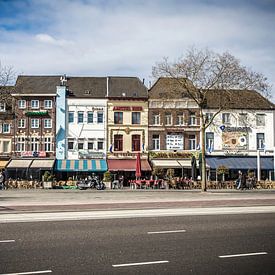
257;150;261;182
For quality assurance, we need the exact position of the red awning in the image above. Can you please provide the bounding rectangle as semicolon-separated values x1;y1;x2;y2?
107;159;151;171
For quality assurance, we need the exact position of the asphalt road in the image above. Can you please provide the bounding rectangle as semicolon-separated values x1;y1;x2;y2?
0;213;275;274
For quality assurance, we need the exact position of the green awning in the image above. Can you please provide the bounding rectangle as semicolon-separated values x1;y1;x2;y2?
55;159;107;172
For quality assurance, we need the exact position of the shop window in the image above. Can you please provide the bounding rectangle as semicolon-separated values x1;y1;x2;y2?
114;134;123;151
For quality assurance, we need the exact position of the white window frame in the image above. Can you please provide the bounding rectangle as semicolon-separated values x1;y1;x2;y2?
165;113;172;125
189;114;197;126
16;136;25;152
44;119;52;128
0;102;6;112
18;100;26;109
31;137;40;151
44;137;52;152
152;134;160;150
188;135;196;150
3;123;10;133
153;113;160;125
176;113;184;125
31;100;39;109
31;119;39;128
44;100;52;109
18;119;26;128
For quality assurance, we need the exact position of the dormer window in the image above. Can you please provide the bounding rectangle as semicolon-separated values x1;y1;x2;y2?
31;100;39;109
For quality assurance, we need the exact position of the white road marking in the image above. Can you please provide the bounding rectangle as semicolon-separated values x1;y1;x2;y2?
113;260;169;267
0;240;15;243
0;270;52;275
219;252;268;258
148;230;186;234
1;206;275;223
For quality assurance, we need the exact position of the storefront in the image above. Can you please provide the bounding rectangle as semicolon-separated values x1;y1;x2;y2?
206;156;275;181
107;159;151;185
55;159;107;180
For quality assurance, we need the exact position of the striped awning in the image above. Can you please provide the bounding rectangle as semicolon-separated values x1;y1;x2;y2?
55;159;107;172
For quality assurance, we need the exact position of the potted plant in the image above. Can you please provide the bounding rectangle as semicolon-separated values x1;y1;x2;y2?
103;171;112;189
42;171;53;189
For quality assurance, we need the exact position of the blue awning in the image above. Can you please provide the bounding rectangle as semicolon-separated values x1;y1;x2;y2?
55;159;107;172
206;156;274;170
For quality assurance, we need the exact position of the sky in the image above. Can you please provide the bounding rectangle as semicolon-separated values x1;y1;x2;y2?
0;0;275;101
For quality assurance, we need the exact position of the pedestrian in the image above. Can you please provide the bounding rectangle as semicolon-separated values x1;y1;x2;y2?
236;170;242;189
241;173;247;190
0;169;6;190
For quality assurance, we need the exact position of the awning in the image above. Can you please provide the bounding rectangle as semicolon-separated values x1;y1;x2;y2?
7;159;33;169
55;159;107;172
107;159;151;171
30;159;55;169
206;156;274;170
151;160;181;168
0;160;9;168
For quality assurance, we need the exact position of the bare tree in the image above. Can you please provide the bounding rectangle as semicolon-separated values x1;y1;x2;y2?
152;47;271;191
0;61;16;104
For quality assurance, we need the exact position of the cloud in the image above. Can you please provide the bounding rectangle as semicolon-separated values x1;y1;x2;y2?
0;0;274;100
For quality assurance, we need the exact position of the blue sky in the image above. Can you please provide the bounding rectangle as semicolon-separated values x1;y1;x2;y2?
0;0;275;100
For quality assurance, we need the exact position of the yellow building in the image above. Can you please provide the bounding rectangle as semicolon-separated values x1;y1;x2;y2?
106;77;151;184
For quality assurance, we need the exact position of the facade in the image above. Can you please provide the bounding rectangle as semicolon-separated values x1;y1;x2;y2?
203;89;275;180
107;77;151;184
55;77;108;179
0;86;14;169
6;76;58;179
148;78;200;178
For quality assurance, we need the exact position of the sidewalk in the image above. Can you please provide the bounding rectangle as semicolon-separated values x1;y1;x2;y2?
1;189;275;213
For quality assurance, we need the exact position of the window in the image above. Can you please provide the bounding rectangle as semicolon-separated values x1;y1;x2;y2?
78;141;84;150
257;133;265;149
132;112;141;124
16;136;25;152
18;100;26;109
3;124;10;133
0;102;6;112
88;142;94;150
152;113;160;125
176;113;184;125
132;135;140;151
44;100;52;109
165;112;172;125
78;112;84;123
239;113;248;126
31;100;39;109
31;119;39;128
206;132;214;152
3;141;10;153
114;135;123;151
189;113;196;125
68;112;74;123
152;134;160;150
256;114;265;126
97;112;103;123
44;119;52;128
205;113;214;123
114;112;123;124
188;135;196;150
222;113;231;124
18;119;26;128
97;141;103;150
87;112;94;123
31;137;40;151
68;140;74;150
44;137;52;152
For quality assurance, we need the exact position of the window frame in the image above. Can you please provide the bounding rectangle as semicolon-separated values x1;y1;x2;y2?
256;114;265;127
114;112;123;124
31;100;39;109
132;134;141;152
256;133;265;149
68;112;74;123
132;112;141;125
3;123;10;134
87;112;94;124
97;112;104;124
0;102;6;112
77;111;84;124
31;118;40;128
152;134;160;150
44;119;52;129
18;100;26;109
18;119;26;129
114;134;123;151
44;100;52;109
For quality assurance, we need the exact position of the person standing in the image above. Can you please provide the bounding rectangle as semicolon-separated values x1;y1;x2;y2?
236;170;242;189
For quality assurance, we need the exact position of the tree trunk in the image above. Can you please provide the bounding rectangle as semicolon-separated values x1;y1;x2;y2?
200;109;207;192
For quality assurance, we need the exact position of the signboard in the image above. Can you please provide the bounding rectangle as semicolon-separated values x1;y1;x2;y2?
166;134;183;150
79;151;104;159
113;106;143;111
222;132;248;150
21;151;46;157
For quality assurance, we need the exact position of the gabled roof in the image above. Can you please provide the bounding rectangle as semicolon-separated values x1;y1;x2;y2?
15;75;60;95
66;77;107;98
149;77;194;99
107;77;148;98
204;89;275;110
149;77;275;110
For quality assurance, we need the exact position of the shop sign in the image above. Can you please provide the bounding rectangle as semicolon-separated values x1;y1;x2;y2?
21;151;46;157
222;132;248;150
79;151;104;159
224;127;251;132
166;134;183;150
113;106;143;111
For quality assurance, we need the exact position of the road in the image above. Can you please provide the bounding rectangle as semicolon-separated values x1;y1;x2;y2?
1;213;274;274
